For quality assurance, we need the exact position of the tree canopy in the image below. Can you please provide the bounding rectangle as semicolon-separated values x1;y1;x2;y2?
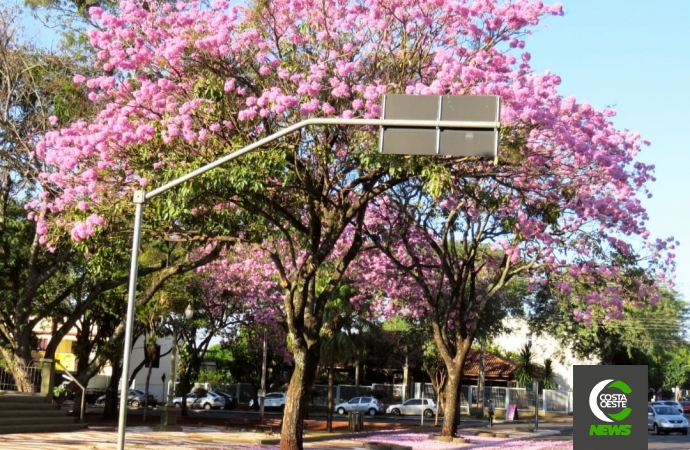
20;0;675;447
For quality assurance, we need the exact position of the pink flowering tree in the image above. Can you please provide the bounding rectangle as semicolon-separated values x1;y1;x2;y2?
29;0;675;446
192;243;287;361
172;246;285;415
352;131;674;436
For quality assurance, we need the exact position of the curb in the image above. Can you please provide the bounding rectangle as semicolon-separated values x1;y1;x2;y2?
453;429;563;449
260;427;562;448
260;426;436;445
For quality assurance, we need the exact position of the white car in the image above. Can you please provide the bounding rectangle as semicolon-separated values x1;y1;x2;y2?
249;392;287;411
333;396;382;416
648;404;689;435
386;398;437;417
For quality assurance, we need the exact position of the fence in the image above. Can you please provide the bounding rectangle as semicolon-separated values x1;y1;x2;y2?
0;362;43;392
464;386;572;414
221;380;573;414
312;383;572;414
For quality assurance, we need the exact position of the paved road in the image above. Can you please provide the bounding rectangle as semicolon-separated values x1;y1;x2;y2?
96;405;466;427
78;406;690;449
647;430;690;449
527;423;690;449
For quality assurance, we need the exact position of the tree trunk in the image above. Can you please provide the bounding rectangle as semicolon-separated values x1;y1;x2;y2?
103;361;123;420
0;329;36;393
441;368;463;437
10;359;36;393
327;366;334;433
279;342;319;450
437;336;471;438
143;359;153;421
476;339;485;418
355;362;360;396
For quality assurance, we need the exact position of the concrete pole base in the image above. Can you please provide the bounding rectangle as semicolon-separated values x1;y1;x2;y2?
154;405;182;431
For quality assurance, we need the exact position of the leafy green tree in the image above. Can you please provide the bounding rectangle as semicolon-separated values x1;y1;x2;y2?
197;369;235;386
0;6;92;390
528;285;687;368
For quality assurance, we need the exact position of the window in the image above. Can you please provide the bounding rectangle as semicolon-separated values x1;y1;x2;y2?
349;397;360;404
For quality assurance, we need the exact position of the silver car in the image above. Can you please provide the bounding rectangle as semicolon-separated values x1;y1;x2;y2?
648;404;688;435
94;389;157;408
386;398;437;417
652;400;684;415
333;396;382;416
173;390;226;410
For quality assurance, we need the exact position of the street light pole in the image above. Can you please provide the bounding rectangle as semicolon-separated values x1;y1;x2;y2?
117;197;144;450
116;97;501;450
534;379;539;432
167;329;178;407
260;327;267;422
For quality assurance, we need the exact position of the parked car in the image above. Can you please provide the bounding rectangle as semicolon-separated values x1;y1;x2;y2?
249;392;287;411
333;396;382;416
173;390;226;410
679;401;690;413
651;401;684;415
264;392;287;410
216;391;238;410
94;389;158;408
386;398;437;417
648;404;689;435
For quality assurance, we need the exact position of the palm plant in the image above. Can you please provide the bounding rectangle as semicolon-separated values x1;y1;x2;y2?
541;358;557;390
514;343;537;387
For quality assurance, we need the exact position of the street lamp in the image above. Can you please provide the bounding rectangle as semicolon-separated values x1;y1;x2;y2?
116;95;501;449
154;304;193;432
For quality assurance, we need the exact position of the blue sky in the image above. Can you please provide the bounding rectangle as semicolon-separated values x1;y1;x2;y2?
19;0;690;300
525;0;690;301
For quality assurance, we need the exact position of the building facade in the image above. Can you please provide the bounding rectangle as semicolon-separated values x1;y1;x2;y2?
493;318;598;391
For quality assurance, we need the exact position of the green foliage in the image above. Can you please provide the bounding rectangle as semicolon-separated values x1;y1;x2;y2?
529;284;682;360
473;275;527;341
528;282;689;389
541;359;557;390
53;384;70;398
212;334;282;388
319;280;371;369
197;369;236;386
513;344;536;387
651;346;690;390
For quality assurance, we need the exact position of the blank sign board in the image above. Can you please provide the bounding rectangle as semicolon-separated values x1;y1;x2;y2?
379;95;501;157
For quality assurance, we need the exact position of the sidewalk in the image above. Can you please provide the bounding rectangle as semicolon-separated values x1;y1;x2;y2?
0;419;571;450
